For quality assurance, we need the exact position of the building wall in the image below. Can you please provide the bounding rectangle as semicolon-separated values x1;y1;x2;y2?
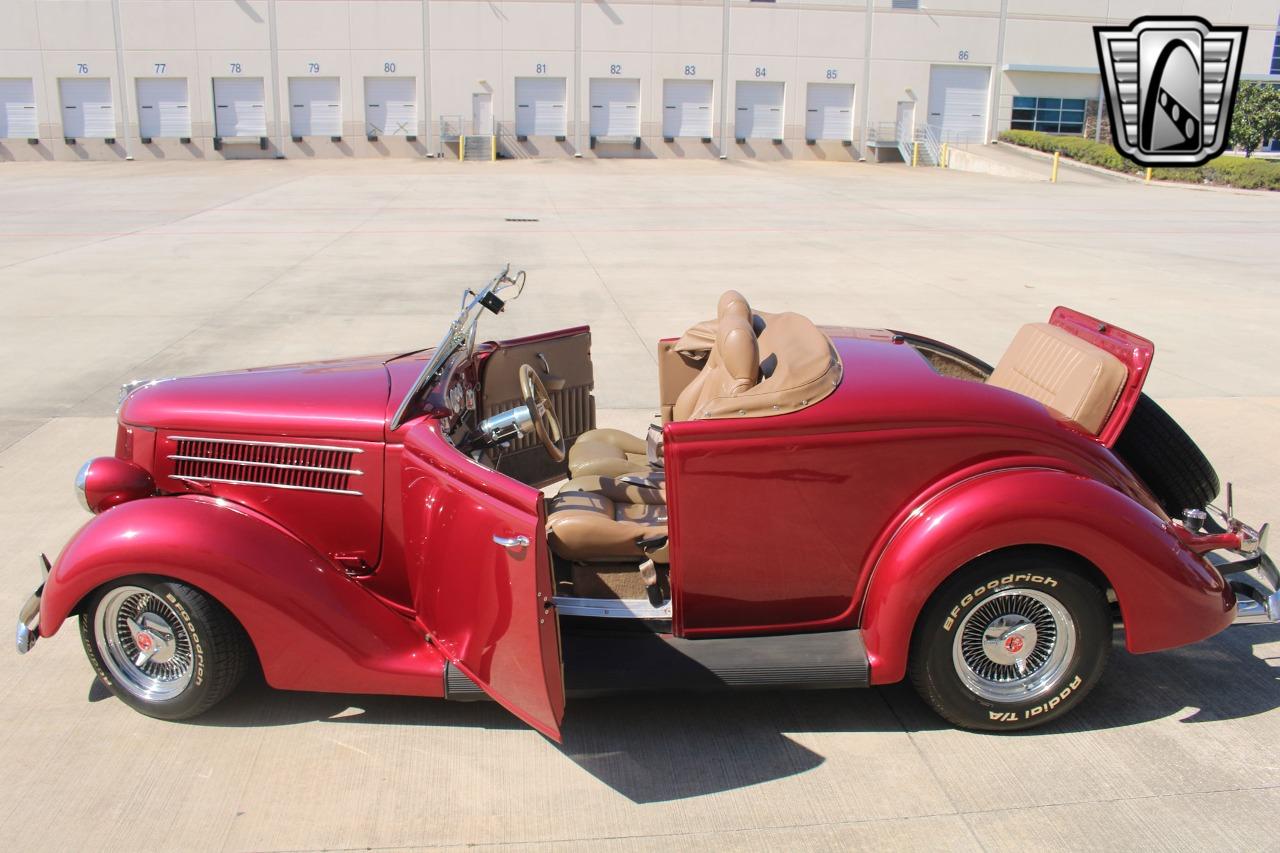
0;0;1276;162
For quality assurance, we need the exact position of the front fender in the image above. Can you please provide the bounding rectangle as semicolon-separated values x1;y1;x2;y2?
41;496;443;697
860;468;1234;685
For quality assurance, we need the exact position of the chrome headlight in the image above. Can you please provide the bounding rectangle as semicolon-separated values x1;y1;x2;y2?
74;457;156;515
74;460;93;513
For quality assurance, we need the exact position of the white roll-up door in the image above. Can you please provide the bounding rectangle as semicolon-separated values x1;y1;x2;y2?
589;78;640;138
213;77;266;137
805;82;854;141
662;79;713;139
136;78;190;139
735;81;784;139
0;79;37;138
59;78;114;138
289;77;342;137
926;66;990;143
515;77;567;137
365;77;416;136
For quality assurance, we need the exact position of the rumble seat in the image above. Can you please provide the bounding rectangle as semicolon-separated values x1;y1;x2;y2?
987;322;1127;435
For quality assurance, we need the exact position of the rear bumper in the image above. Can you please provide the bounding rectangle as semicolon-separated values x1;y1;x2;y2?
1215;523;1276;625
15;554;50;654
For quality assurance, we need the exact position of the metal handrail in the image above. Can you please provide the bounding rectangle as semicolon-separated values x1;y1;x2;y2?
440;115;463;141
919;123;942;165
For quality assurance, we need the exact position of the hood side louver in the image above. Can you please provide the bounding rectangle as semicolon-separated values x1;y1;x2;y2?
168;436;363;495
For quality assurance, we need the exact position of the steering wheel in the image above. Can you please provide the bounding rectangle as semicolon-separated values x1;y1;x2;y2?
519;363;566;463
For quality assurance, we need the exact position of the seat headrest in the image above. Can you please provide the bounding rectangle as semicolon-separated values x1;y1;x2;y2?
718;310;759;387
717;289;751;321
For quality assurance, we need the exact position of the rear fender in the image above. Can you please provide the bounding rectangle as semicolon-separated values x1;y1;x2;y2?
40;496;442;697
859;468;1234;685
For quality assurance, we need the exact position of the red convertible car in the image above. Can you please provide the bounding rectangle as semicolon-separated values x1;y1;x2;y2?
16;267;1272;738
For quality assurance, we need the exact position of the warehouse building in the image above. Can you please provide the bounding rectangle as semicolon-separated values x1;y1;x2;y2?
1;0;1278;162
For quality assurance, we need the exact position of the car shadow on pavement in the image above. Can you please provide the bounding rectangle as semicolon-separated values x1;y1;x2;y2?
152;624;1280;803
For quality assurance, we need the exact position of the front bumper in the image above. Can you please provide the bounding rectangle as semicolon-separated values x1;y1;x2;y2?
15;554;50;654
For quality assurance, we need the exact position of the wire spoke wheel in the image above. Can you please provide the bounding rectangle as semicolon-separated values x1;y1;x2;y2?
951;588;1076;704
93;585;195;701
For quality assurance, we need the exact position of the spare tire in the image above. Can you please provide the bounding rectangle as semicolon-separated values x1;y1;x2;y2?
1113;394;1219;514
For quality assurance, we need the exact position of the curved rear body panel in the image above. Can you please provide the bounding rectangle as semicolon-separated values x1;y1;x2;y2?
665;331;1165;638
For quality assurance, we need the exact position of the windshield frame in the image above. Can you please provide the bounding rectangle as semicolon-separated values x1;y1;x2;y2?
388;266;526;431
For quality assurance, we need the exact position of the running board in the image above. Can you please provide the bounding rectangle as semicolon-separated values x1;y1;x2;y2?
444;629;869;700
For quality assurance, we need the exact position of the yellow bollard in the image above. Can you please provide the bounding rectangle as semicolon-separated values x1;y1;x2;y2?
1051;151;1060;183
941;142;948;167
912;140;919;167
1145;167;1153;183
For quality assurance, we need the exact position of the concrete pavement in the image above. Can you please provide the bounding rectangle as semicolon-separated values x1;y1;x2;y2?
1;158;1278;852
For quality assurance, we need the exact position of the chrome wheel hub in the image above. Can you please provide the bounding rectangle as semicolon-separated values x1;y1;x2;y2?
952;588;1075;703
94;586;194;702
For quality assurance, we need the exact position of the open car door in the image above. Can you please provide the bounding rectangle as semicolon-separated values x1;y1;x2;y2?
401;421;565;741
479;327;595;487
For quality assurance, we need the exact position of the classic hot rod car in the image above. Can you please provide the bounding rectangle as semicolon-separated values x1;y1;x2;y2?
16;267;1273;738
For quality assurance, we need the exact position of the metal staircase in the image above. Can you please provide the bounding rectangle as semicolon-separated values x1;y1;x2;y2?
914;123;942;166
461;134;495;161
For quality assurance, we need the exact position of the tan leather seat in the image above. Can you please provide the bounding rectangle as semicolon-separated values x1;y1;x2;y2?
567;290;760;478
546;479;668;561
988;322;1127;434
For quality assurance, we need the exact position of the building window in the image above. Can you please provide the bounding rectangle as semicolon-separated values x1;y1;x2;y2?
1011;96;1085;134
891;0;920;8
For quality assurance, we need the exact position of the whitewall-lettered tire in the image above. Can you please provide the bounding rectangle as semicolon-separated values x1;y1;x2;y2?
79;576;250;720
909;551;1111;731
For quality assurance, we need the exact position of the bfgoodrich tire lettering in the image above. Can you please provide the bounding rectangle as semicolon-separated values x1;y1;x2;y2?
909;551;1110;731
79;576;250;721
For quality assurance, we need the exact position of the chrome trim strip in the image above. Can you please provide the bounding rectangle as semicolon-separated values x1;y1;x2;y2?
168;474;362;496
167;455;363;476
551;596;671;619
168;436;363;454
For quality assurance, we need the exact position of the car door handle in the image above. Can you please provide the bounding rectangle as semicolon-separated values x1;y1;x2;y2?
493;534;530;549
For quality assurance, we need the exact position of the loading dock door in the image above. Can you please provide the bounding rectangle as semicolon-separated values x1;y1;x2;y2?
0;78;37;138
589;78;640;138
927;66;990;143
735;81;784;139
59;78;114;138
805;82;854;141
365;77;416;136
136;78;190;138
515;77;567;137
213;77;266;137
289;77;341;137
663;79;713;139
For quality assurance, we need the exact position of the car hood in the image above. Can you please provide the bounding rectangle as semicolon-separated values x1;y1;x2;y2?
119;355;395;441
